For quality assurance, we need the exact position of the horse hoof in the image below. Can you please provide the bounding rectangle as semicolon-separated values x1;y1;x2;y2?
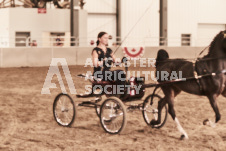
150;120;159;126
203;119;216;128
180;134;188;140
203;119;209;125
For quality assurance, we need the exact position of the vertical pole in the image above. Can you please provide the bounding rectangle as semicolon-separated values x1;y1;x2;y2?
71;0;79;46
116;0;121;45
11;0;15;7
70;0;74;46
160;0;167;46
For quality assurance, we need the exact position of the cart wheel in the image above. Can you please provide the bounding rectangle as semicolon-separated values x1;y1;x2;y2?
142;94;168;129
53;93;76;127
95;96;102;117
100;97;127;134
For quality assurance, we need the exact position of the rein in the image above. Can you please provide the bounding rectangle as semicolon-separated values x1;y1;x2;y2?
197;45;210;57
155;55;226;63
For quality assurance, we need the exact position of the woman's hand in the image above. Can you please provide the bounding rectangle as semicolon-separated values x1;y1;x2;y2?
121;57;128;63
114;61;121;66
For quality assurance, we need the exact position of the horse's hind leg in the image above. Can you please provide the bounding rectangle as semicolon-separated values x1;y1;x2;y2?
166;88;188;139
150;87;181;126
150;97;167;125
168;102;189;139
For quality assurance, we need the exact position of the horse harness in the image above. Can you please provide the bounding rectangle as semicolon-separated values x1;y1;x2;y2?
192;58;226;94
192;60;204;93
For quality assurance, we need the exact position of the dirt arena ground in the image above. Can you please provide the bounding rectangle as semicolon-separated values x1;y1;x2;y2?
0;65;226;151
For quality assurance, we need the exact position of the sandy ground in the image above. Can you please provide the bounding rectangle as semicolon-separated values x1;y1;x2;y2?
0;65;226;151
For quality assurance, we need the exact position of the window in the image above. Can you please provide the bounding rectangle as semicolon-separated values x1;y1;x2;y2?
15;32;30;47
181;34;191;46
50;32;65;46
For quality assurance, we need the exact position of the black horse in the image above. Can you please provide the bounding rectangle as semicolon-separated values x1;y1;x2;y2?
152;30;226;139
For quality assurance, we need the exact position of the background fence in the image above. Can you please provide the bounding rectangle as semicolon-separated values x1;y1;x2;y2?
0;35;215;48
0;46;206;67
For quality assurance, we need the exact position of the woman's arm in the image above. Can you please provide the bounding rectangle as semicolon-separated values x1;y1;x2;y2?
92;50;103;67
112;53;116;63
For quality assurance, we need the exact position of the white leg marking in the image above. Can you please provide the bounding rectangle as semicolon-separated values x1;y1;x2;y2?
175;117;189;139
208;120;216;128
203;119;216;128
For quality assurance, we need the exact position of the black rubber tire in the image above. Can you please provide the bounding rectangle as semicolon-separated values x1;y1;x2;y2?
100;97;127;134
142;94;168;129
53;93;76;127
95;96;102;118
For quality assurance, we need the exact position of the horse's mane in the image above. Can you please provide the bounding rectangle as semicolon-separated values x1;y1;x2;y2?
204;31;224;58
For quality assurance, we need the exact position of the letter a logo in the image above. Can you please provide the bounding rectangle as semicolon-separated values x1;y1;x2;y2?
41;58;76;94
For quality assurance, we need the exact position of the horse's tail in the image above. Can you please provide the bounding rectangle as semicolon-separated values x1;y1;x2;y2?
156;49;169;66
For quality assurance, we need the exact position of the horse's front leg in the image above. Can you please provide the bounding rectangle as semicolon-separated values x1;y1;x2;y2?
203;94;221;127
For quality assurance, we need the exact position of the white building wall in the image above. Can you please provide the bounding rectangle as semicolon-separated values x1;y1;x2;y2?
8;8;70;47
85;0;116;46
0;9;9;47
168;0;197;46
121;0;159;46
0;0;226;48
197;0;226;24
196;0;226;46
168;0;226;46
85;0;116;13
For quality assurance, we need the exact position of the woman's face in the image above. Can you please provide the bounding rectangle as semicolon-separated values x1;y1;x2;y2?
99;34;109;46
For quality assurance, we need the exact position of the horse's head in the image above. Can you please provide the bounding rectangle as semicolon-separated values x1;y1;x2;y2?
207;30;226;57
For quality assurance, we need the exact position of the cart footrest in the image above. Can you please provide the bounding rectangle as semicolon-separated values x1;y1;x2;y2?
77;74;86;78
127;104;143;111
76;93;92;98
78;101;97;108
76;93;102;98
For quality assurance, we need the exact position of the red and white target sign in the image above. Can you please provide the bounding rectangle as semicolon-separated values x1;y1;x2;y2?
123;47;145;58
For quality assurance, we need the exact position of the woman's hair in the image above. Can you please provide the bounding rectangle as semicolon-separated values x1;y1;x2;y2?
96;31;107;46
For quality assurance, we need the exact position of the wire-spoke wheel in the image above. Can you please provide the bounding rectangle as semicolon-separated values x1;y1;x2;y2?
100;97;127;134
142;94;168;129
53;93;76;127
95;96;102;118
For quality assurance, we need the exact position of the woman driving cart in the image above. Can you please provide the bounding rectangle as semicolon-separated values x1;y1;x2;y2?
92;32;126;87
53;32;168;134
